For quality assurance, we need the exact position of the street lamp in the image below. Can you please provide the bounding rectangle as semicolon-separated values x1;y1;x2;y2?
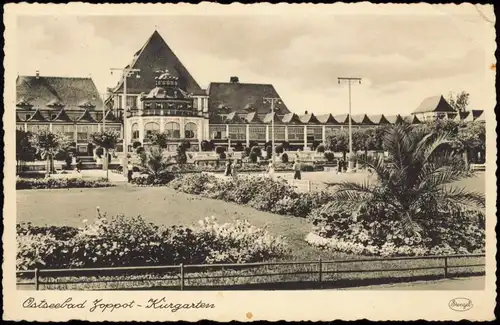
263;97;281;163
110;67;141;177
337;77;362;172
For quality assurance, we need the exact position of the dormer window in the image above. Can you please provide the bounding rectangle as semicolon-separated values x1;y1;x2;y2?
50;114;58;120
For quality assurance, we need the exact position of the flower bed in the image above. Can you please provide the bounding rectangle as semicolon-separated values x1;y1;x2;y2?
169;162;325;174
306;203;485;257
16;178;114;190
169;173;334;218
16;211;289;270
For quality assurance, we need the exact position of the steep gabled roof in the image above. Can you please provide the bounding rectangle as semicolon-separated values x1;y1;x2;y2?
26;108;48;122
402;115;422;124
207;81;291;115
16;75;104;111
384;114;404;124
51;108;74;122
262;112;283;124
367;114;390;125
209;113;225;124
351;114;374;125
244;112;263;124
299;113;321;124
111;31;204;95
316;114;340;125
333;114;349;124
224;111;245;124
76;109;98;123
412;95;455;114
102;109;120;123
472;110;484;120
282;112;303;124
475;112;485;122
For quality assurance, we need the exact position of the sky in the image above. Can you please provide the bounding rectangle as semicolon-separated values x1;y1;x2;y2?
15;4;496;116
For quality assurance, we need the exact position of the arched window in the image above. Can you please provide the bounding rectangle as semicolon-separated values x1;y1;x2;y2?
131;123;139;140
165;122;180;139
185;122;197;139
144;122;160;138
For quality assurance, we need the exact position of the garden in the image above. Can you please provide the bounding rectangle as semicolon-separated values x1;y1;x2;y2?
16;120;486;288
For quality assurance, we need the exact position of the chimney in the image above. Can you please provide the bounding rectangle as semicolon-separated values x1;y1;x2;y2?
230;76;239;83
36;70;40;79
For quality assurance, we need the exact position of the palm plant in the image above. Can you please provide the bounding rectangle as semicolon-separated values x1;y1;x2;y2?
139;145;176;184
327;124;485;238
29;129;71;176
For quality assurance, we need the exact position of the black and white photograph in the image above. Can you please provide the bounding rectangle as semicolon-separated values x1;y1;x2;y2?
3;2;496;322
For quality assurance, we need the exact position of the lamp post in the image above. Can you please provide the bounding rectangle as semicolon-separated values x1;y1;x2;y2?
110;67;141;177
337;77;362;172
263;97;281;163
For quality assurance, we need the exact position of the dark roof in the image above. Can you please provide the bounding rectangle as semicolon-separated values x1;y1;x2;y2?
402;115;422;124
102;110;120;123
209;113;225;124
244;112;263;124
333;114;349;124
282;113;302;124
76;109;98;123
110;31;204;95
316;114;340;125
207;82;291;115
224;112;245;124
16;75;104;111
352;114;375;125
262;112;283;124
384;115;403;124
51;108;74;122
26;108;48;122
475;112;485;122
412;95;456;114
299;113;321;124
471;110;484;119
367;114;390;124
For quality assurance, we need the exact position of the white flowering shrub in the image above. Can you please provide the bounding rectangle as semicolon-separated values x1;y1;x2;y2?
16;210;289;270
307;202;485;257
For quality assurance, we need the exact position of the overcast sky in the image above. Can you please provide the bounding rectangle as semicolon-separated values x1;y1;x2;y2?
15;4;495;116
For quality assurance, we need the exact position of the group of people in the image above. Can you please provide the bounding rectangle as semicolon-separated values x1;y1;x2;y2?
224;159;304;181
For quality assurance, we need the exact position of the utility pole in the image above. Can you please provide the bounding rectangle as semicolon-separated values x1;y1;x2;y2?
110;67;141;177
263;97;281;163
337;77;362;172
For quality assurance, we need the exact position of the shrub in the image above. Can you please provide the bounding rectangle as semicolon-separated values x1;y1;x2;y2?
307;203;485;256
136;146;145;154
281;141;290;151
281;152;289;163
16;213;289;270
215;146;225;154
251;146;262;157
234;142;244;152
275;145;284;154
16;178;114;190
219;152;227;160
249;152;258;163
95;147;104;158
132;141;142;149
265;146;273;159
316;144;325;153
243;147;251;157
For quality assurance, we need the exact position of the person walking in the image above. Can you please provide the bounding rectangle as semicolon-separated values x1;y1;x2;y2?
232;159;239;180
224;160;233;177
337;158;342;174
293;159;302;180
127;162;134;183
267;161;275;180
76;158;82;173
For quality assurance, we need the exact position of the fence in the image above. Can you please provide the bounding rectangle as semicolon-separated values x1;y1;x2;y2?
16;254;485;291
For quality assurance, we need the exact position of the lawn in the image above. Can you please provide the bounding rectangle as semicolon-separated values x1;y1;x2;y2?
16;171;485;262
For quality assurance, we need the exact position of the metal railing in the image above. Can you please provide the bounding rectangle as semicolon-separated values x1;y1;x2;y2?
16;254;485;291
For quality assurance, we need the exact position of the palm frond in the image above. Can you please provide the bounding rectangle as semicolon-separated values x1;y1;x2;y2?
437;186;485;209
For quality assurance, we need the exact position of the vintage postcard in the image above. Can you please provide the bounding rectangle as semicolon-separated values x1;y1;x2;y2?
3;2;497;322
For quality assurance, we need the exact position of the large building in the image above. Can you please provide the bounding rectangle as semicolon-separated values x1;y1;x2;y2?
16;30;485;155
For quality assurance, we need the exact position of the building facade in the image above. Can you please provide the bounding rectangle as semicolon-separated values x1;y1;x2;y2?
17;31;486;156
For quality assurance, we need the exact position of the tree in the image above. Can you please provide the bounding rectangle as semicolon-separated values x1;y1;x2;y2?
327;124;484;238
326;130;349;160
16;130;35;174
448;91;470;113
200;140;213;152
29;130;71;176
139;145;176;184
147;132;169;149
234;141;244;152
90;129;120;181
456;121;486;167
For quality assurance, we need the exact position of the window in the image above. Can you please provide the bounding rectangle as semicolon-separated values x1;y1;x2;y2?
144;122;160;138
165;122;180;138
229;126;246;140
272;126;285;140
131;123;139;140
308;126;323;140
126;95;137;109
52;125;65;133
287;126;304;141
77;125;89;141
209;125;226;140
249;126;266;140
185;122;197;139
16;124;24;131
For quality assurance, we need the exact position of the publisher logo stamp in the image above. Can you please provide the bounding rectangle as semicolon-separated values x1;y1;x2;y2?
449;298;473;312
